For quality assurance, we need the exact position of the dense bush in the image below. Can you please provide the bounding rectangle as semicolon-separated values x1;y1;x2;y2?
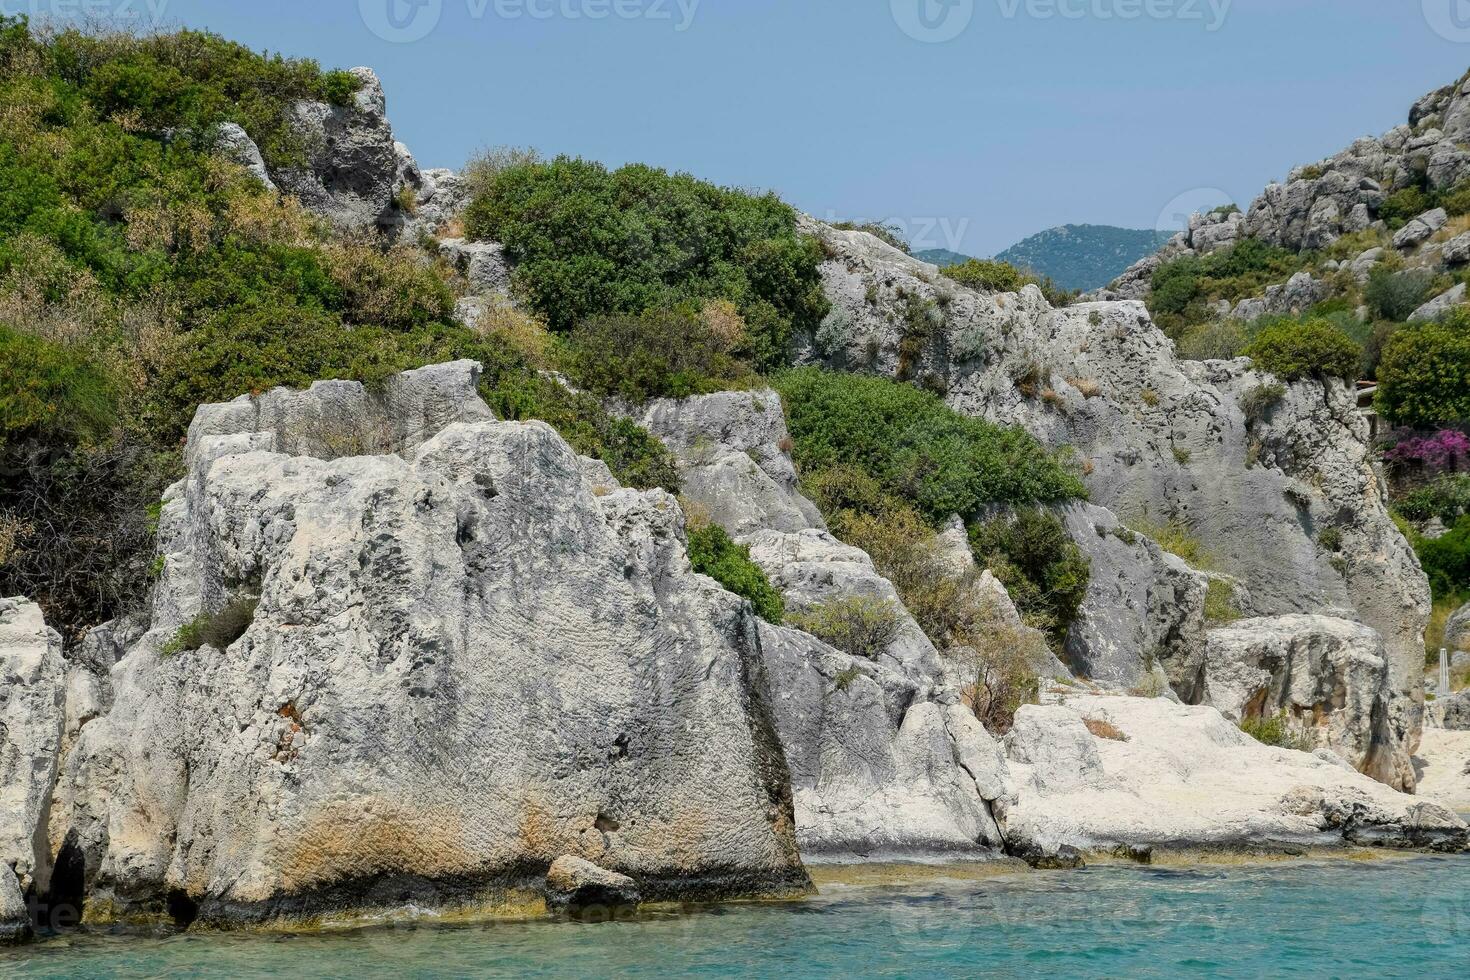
462;155;829;370
1376;312;1470;427
788;596;902;661
1175;320;1247;361
1241;317;1363;381
943;259;1032;293
565;307;756;403
686;522;784;624
1415;517;1470;599
1147;238;1301;335
163;595;259;655
1399;474;1470;524
1377;186;1435;230
775;368;1086;524
1365;267;1438;321
0;325;116;446
969;509;1091;641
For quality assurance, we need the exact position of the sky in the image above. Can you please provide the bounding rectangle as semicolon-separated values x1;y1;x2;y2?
28;0;1470;255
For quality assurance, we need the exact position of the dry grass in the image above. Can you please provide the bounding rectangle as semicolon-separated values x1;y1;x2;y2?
1084;717;1129;742
1067;377;1102;399
469;305;555;368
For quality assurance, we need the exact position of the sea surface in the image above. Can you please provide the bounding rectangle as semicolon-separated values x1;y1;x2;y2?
3;857;1468;978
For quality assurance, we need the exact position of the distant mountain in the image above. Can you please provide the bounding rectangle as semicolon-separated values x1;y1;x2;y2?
912;248;974;267
996;225;1174;292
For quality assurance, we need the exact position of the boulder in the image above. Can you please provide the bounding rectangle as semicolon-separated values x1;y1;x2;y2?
438;238;512;298
1201;616;1400;780
1392;208;1448;251
544;856;640;918
1057;502;1209;689
272;68;407;233
1408;282;1467;322
996;694;1468;862
637;390;825;538
744;529;940;680
1428;691;1470;731
1413;729;1470;812
1444;600;1470;652
1;866;27;945
1443;232;1470;266
212;123;276;192
0;598;64;913
47;373;811;926
756;623;1002;859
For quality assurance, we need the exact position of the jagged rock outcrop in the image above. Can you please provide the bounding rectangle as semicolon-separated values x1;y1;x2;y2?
212;123;276;192
997;694;1468;860
1052;502;1208;689
439;239;513;300
637;389;825;538
1228;272;1326;322
45;372;810;927
798;219;1429;789
1201;616;1397;778
1428;691;1470;731
757;622;1003;859
1408;282;1467;322
0;598;64;943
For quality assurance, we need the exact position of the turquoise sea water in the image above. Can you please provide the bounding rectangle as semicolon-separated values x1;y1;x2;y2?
4;857;1469;978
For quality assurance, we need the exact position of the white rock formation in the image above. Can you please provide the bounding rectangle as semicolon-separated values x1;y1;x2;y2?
0;598;64;942
1201;616;1397;779
46;375;810;926
997;694;1467;861
1413;729;1470;812
797;220;1428;790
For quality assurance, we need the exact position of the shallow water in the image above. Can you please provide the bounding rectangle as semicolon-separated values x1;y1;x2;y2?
4;857;1469;978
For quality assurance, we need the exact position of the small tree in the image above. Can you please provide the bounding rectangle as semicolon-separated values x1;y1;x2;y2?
1377;312;1470;427
1242;318;1362;382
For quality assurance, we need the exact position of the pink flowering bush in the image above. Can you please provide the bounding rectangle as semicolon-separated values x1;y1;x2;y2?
1384;429;1470;473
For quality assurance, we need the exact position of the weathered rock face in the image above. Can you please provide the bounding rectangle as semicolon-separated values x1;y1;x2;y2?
638;390;825;538
212;123;276;192
798;220;1430;789
47;379;810;926
0;598;64;939
756;622;1003;859
998;694;1468;860
1201;616;1400;780
1055;501;1208;689
638;389;1008;859
1428;691;1470;731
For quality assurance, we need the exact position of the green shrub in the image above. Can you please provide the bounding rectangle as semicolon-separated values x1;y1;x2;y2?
1175;320;1247;361
686;523;784;624
943;259;1032;293
1398;475;1470;525
969;508;1091;642
565;308;756;403
1146;238;1301;334
1239;710;1309;750
788;596;902;661
1377;186;1434;229
1376;312;1470;427
775;368;1086;524
1416;516;1470;597
1365;267;1438;321
162;596;259;655
0;325;116;447
461;155;828;370
1239;381;1287;423
1242;318;1362;381
1205;579;1242;624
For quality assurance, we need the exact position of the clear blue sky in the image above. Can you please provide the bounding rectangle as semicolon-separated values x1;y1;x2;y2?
65;0;1470;255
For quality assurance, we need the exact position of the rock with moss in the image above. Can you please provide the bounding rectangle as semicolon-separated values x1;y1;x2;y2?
46;372;810;927
544;856;640;918
1202;616;1401;780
